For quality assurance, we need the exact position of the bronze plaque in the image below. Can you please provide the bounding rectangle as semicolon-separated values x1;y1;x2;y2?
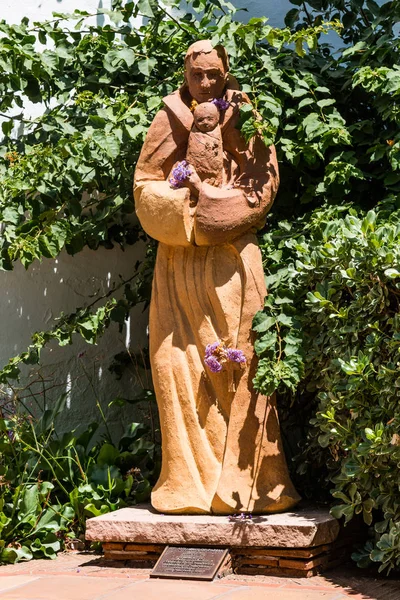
150;546;229;581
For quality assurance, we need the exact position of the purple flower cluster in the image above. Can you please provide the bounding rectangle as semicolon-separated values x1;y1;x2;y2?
228;513;253;522
204;355;223;373
204;340;246;374
204;341;223;373
205;341;220;356
212;98;230;111
226;348;246;364
169;160;192;189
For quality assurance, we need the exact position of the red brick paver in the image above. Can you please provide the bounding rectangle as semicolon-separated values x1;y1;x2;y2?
0;552;398;600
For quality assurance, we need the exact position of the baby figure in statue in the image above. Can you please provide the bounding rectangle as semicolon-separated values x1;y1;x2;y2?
186;102;223;187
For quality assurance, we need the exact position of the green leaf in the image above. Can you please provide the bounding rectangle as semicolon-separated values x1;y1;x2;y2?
2;120;13;136
277;313;293;327
97;443;120;466
254;331;277;355
92;130;120;159
116;47;136;67
2;207;20;224
0;548;18;564
138;57;156;76
384;268;400;278
298;97;314;109
137;0;154;17
252;312;275;333
285;8;300;27
361;210;376;233
316;98;336;108
20;485;39;516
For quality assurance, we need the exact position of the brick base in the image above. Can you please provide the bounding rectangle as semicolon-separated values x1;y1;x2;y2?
101;538;351;578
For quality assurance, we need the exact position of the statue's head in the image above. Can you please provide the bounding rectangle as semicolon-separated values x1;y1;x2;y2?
184;40;229;103
193;102;219;132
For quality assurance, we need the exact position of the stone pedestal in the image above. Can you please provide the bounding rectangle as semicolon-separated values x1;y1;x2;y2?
86;504;345;578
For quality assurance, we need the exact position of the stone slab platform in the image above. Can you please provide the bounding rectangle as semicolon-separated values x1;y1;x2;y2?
86;504;340;548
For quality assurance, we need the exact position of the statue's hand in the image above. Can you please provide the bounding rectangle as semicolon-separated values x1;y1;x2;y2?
183;165;202;198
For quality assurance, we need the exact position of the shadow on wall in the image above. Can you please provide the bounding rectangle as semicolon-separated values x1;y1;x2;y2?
97;0;105;27
0;243;150;439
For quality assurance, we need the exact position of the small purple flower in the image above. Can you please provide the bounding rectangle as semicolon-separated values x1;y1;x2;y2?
226;348;246;364
7;430;14;442
212;98;230;111
169;160;192;189
228;513;253;521
204;340;246;373
205;341;220;358
204;355;223;373
169;178;180;189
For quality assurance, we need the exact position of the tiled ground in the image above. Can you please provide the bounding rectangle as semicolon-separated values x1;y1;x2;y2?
0;553;399;600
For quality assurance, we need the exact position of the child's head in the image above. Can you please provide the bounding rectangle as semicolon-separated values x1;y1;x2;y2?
193;102;220;132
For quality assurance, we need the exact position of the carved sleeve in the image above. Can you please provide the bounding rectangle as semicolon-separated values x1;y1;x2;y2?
194;127;279;246
134;109;194;246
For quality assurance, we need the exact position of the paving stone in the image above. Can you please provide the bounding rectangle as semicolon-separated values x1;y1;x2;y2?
217;588;347;600
101;579;239;600
0;552;396;600
0;575;131;600
0;576;39;593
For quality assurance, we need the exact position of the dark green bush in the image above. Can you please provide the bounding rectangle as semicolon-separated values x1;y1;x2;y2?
256;201;400;573
0;391;159;562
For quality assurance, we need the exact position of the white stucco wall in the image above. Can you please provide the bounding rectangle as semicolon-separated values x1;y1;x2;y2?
0;0;291;434
1;0;292;27
1;0;110;26
1;244;150;437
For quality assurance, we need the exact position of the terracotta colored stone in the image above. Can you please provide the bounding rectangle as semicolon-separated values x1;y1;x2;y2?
103;579;239;600
232;544;332;559
1;575;129;600
133;39;300;516
86;505;340;548
186;102;224;186
237;566;319;578
104;551;159;561
219;586;344;598
124;543;165;552
0;576;39;593
236;556;279;567
279;555;330;571
102;542;125;550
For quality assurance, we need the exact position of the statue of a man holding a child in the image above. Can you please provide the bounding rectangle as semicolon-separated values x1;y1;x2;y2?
134;40;300;515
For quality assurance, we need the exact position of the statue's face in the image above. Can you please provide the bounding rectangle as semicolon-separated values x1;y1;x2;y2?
194;103;219;132
185;51;226;103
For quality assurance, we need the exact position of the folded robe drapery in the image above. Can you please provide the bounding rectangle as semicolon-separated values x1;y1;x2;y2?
134;87;300;514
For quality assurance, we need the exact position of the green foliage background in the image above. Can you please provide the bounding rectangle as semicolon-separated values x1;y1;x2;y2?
1;0;400;572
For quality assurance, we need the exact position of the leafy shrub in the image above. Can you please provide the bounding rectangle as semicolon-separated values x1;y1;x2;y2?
255;201;400;573
0;391;159;563
247;0;400;574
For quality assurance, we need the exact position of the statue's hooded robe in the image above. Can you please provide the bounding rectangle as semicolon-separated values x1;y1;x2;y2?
134;85;300;514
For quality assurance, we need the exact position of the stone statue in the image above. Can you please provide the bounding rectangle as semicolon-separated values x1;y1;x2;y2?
134;40;300;515
186;102;223;187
